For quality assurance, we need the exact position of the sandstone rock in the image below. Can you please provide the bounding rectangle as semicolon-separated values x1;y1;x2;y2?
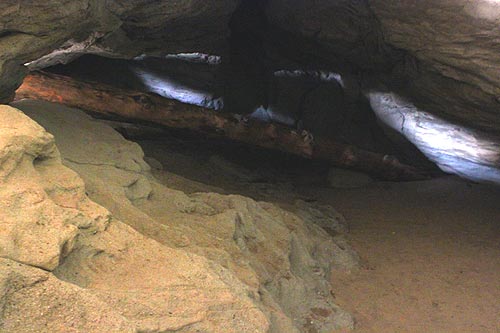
265;0;500;181
266;0;399;74
14;99;175;244
370;1;500;105
1;0;500;183
0;105;109;270
266;0;500;132
15;99;358;332
1;101;271;332
294;199;349;235
0;258;136;333
55;221;270;333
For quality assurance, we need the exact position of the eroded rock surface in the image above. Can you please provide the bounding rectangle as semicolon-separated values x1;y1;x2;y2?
1;103;275;332
371;1;500;102
0;105;108;270
9;99;358;332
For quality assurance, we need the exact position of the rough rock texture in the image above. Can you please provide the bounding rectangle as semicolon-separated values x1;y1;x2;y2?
371;1;500;105
0;103;274;332
0;105;108;270
0;0;238;103
12;99;359;332
266;0;500;130
2;1;500;184
2;1;498;127
265;0;500;182
0;258;136;333
266;0;397;71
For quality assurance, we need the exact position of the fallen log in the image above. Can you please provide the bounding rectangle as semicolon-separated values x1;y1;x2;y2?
15;71;428;181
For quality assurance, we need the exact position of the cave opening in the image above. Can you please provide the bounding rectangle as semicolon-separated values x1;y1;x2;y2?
2;1;500;333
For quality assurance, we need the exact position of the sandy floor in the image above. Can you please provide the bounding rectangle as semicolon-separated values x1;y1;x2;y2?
135;131;500;333
300;178;500;333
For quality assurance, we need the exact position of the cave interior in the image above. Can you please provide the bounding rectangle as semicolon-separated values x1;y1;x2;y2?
1;1;500;332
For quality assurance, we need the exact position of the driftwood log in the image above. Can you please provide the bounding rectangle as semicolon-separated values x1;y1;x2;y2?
15;71;427;181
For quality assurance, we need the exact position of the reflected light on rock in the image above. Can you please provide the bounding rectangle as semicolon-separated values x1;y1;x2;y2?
274;69;344;87
465;0;500;21
249;105;296;126
131;66;224;110
164;53;222;65
368;91;500;184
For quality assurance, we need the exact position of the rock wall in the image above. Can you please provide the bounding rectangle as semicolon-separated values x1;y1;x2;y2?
3;99;359;332
1;1;499;130
2;1;499;134
263;0;500;182
371;1;500;101
0;103;271;332
266;0;500;133
0;0;238;103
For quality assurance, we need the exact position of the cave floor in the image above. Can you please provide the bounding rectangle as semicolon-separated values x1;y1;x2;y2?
133;130;500;333
300;179;500;333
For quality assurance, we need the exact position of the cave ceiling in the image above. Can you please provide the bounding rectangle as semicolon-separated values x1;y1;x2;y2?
1;0;500;182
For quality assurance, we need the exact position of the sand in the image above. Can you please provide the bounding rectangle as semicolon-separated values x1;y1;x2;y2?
136;130;500;332
300;178;500;332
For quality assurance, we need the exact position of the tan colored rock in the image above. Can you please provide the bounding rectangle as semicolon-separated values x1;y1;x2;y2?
16;99;358;332
0;258;136;333
55;221;269;333
0;101;272;332
0;105;108;270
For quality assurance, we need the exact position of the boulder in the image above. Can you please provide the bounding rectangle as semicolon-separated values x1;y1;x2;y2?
0;105;109;270
0;101;271;332
15;99;359;332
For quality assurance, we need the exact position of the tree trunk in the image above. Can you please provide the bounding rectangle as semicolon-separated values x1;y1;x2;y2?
15;71;428;181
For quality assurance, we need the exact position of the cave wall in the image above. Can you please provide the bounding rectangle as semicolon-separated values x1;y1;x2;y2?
0;0;238;103
2;0;499;129
266;0;500;133
372;1;500;100
263;0;500;182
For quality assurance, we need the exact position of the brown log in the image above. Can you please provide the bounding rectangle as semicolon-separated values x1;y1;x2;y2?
15;71;428;181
